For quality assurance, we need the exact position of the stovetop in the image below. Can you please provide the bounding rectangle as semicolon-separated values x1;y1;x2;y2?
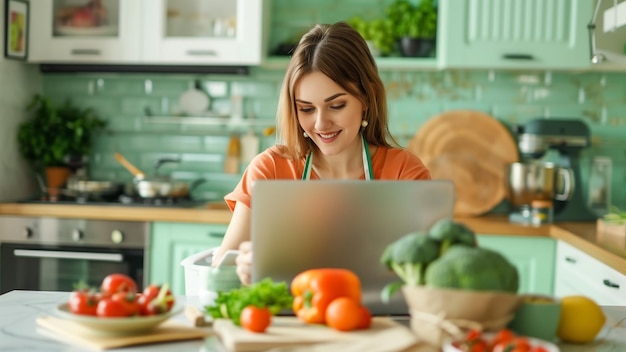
18;194;211;208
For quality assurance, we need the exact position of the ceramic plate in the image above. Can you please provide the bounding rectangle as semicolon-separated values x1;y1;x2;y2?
55;25;117;36
178;88;210;116
443;335;560;352
55;303;182;335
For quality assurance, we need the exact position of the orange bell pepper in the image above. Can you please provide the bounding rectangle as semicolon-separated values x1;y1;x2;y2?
290;268;361;324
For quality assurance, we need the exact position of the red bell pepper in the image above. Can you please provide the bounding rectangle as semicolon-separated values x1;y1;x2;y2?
291;268;361;324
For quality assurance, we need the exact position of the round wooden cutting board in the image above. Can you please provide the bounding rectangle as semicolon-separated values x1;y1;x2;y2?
407;110;519;216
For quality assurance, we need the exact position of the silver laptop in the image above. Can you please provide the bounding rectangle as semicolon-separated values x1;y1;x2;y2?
250;180;455;316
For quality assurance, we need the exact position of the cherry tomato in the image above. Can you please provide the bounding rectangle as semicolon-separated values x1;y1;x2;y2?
97;297;131;317
325;297;362;331
137;284;175;315
356;305;372;330
490;328;516;350
111;291;139;316
492;337;532;352
529;346;550;352
100;273;137;296
68;290;99;316
240;305;272;333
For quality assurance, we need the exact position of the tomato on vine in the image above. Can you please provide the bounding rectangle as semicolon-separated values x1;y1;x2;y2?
68;290;100;316
100;273;137;296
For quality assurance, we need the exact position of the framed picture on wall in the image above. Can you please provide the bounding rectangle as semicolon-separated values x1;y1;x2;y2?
4;0;29;60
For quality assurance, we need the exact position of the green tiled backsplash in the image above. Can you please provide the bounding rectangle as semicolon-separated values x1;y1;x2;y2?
42;68;626;211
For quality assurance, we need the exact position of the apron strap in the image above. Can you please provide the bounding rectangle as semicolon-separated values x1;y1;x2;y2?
302;134;374;180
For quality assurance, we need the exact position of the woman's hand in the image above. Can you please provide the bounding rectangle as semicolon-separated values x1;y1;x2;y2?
236;241;253;285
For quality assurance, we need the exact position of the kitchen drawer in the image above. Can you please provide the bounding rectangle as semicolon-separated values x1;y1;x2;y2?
477;235;555;295
555;240;626;306
149;222;228;295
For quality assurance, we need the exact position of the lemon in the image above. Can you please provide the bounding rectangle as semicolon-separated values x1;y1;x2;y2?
557;295;606;343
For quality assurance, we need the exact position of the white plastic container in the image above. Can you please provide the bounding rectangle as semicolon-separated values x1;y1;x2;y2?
180;247;241;305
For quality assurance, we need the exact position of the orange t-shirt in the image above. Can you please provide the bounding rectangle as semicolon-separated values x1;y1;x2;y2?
224;145;431;211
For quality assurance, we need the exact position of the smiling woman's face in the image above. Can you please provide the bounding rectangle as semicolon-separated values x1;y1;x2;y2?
294;71;365;156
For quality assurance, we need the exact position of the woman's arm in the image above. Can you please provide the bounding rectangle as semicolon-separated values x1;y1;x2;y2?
212;201;251;267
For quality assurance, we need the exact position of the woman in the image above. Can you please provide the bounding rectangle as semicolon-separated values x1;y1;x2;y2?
213;21;431;284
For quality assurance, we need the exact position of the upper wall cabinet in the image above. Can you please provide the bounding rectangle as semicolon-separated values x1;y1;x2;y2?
438;0;592;69
142;0;265;65
28;0;266;65
29;0;142;63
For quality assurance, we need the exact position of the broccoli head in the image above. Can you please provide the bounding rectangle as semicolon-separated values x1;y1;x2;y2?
424;245;519;293
380;231;440;286
428;219;477;255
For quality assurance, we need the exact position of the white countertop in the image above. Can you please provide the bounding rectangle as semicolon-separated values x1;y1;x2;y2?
2;290;626;352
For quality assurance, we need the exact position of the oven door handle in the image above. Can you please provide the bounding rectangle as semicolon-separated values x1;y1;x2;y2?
13;249;123;262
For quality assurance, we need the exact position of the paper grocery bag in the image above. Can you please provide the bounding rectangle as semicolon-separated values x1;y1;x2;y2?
402;286;523;347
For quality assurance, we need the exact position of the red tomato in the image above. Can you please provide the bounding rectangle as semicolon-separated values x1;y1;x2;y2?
97;297;131;317
529;347;549;352
356;305;372;330
100;273;137;295
68;290;99;316
111;292;139;316
325;297;362;331
492;337;532;352
490;328;516;350
137;284;175;316
240;306;272;333
470;340;488;352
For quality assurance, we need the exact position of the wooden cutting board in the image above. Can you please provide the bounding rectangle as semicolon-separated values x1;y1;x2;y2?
213;316;419;352
36;315;211;350
407;110;519;216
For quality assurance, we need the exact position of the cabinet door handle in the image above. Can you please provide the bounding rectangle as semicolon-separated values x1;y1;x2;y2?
186;50;218;57
565;256;577;264
208;232;225;238
502;54;534;60
603;279;620;289
71;49;102;56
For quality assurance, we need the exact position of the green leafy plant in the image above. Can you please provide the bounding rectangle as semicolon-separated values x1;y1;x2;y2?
603;206;626;224
205;278;293;326
17;94;107;169
386;0;438;39
348;16;395;56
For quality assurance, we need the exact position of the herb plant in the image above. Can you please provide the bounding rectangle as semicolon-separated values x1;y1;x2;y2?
17;94;107;168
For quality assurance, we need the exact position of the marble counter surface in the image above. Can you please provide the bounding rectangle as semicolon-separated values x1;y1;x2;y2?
0;290;218;352
3;290;626;352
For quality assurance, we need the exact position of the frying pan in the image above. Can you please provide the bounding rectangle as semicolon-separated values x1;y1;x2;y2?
36;174;124;201
114;153;203;199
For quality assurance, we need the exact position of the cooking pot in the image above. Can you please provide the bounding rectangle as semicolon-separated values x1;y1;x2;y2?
504;161;574;207
114;153;205;199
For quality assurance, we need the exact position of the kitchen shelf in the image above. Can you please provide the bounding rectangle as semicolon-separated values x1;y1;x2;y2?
261;56;440;71
143;115;276;128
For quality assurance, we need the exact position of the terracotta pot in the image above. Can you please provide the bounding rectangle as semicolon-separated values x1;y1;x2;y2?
45;166;71;201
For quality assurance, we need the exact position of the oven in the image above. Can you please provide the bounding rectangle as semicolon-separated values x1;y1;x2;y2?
0;216;149;294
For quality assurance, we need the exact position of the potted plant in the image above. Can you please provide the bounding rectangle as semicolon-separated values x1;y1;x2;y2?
386;0;438;57
17;94;107;198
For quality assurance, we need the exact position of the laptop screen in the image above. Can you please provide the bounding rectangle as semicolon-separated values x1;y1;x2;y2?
250;179;455;316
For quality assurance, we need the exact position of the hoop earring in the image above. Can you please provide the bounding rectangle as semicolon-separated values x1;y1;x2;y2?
361;120;369;128
303;131;309;138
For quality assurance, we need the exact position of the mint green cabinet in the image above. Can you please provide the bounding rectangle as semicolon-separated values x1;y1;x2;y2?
439;0;591;69
477;235;556;295
149;222;227;295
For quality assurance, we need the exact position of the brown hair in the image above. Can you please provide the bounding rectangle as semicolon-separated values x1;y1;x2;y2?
275;21;396;160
